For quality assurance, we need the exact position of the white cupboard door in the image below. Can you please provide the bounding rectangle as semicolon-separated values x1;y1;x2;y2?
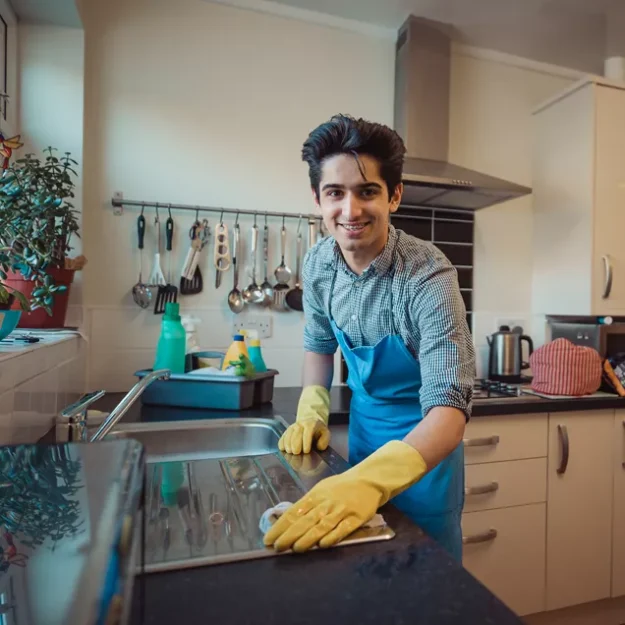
613;409;625;597
462;504;546;616
546;410;614;611
593;85;625;314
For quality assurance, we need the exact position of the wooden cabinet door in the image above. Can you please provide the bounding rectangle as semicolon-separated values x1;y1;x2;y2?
463;503;546;616
613;410;625;597
593;84;625;314
546;410;614;610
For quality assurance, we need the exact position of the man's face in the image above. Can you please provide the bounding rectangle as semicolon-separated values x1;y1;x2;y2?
313;153;402;259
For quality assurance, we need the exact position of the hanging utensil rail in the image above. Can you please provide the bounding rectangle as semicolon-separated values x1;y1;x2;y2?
111;197;322;222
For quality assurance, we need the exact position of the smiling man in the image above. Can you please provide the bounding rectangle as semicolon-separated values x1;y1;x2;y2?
263;114;475;561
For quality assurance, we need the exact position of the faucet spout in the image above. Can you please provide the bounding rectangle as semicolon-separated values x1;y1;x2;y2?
90;369;171;442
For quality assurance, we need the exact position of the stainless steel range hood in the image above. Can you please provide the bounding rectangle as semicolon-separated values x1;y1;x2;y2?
394;16;532;210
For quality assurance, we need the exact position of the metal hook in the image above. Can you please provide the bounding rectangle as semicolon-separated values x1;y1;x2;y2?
140;202;145;216
219;209;224;225
264;212;268;228
168;203;172;219
154;202;160;223
253;213;257;226
235;211;240;226
282;215;285;228
195;208;200;223
297;214;302;234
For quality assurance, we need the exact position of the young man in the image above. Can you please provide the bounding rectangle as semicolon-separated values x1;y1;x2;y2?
263;114;475;561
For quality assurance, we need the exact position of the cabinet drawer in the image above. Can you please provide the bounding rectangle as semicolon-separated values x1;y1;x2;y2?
464;458;547;513
462;503;546;616
464;413;548;464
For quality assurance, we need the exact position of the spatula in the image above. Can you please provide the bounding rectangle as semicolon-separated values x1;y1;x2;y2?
154;215;178;313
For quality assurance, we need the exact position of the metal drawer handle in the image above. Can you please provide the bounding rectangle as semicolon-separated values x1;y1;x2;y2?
464;435;500;447
602;255;613;299
465;482;499;496
462;528;498;545
557;424;569;475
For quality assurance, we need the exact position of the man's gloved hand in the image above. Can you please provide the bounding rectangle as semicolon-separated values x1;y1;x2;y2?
264;440;428;552
278;385;331;455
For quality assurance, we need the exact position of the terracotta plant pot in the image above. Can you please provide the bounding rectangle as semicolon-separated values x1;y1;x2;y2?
5;267;75;329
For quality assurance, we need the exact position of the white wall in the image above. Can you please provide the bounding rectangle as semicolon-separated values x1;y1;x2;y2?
80;0;394;390
18;24;85;321
448;47;581;374
79;0;582;390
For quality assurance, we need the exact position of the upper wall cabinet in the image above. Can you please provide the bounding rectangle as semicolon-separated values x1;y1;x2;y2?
532;78;625;317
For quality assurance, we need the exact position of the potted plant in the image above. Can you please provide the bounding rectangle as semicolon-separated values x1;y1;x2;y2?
0;147;85;328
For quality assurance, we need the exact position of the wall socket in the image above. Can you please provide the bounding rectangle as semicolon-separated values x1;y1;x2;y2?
495;318;526;332
232;315;273;339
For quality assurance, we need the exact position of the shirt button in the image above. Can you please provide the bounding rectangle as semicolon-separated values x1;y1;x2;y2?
351;314;357;321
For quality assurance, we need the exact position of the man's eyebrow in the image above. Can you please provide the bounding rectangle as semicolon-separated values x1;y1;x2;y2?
320;182;382;191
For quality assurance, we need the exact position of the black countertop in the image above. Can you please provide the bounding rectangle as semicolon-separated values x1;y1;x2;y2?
39;384;621;625
77;392;526;625
131;384;625;426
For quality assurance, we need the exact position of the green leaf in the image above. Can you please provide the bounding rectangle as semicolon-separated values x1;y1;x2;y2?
13;290;30;311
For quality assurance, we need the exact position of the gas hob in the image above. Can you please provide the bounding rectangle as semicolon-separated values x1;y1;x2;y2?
473;378;531;400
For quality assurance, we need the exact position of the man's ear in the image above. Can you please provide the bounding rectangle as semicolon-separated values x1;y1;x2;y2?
389;182;403;213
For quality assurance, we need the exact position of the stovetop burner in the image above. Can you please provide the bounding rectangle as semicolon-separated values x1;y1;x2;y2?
474;377;532;399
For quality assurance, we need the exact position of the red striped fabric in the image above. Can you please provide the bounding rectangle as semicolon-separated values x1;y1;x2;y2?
529;338;602;396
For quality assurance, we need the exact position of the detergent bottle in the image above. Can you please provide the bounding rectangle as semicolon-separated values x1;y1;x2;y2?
246;330;268;373
153;302;186;374
222;334;250;371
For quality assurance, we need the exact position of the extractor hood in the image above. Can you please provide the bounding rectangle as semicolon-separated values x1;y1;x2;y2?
394;16;532;210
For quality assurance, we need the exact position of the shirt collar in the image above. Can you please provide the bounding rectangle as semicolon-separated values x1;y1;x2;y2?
326;225;398;277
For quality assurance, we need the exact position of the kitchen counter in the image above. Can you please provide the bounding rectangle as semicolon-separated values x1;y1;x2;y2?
40;381;625;625
121;384;625;426
71;392;522;625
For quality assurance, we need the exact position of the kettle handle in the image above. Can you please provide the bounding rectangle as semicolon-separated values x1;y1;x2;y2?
521;335;534;370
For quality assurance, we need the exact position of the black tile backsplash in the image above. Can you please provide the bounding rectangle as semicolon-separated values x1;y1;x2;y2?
340;207;475;382
435;243;474;267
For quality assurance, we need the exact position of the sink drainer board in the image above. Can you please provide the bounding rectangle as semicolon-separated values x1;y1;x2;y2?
108;418;395;572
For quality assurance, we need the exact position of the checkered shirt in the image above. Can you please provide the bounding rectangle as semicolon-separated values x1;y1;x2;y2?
302;225;475;419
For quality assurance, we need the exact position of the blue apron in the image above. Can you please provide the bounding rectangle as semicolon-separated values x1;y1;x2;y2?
326;266;465;561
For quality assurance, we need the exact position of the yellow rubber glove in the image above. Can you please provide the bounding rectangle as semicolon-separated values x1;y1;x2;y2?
264;440;428;552
278;385;331;455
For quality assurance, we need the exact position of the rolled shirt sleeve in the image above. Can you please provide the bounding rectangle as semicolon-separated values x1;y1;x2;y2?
302;249;339;355
412;261;476;420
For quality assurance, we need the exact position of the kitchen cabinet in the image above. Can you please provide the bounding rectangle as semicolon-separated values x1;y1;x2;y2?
613;409;625;598
532;77;625;316
462;504;546;617
545;410;613;611
462;413;548;616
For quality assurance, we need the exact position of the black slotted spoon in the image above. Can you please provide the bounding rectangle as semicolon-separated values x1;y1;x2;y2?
154;214;178;313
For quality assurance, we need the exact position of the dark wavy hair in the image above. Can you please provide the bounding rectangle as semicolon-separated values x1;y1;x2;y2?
301;114;406;200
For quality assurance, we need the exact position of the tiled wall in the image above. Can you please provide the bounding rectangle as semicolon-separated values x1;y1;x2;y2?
85;305;342;392
0;337;86;444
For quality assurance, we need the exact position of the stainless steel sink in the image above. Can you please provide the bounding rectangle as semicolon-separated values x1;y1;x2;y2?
106;417;284;462
105;417;395;572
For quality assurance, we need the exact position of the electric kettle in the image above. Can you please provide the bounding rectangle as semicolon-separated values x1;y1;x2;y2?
487;325;534;382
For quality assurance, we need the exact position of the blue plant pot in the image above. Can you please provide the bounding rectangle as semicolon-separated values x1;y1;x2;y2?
0;310;22;340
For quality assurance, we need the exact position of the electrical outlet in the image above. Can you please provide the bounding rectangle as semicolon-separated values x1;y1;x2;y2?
495;318;526;332
232;315;272;339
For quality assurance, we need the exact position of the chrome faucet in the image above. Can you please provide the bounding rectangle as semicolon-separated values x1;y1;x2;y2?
56;369;171;443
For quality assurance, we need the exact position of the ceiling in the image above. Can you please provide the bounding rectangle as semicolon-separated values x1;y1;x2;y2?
8;0;82;27
265;0;623;73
